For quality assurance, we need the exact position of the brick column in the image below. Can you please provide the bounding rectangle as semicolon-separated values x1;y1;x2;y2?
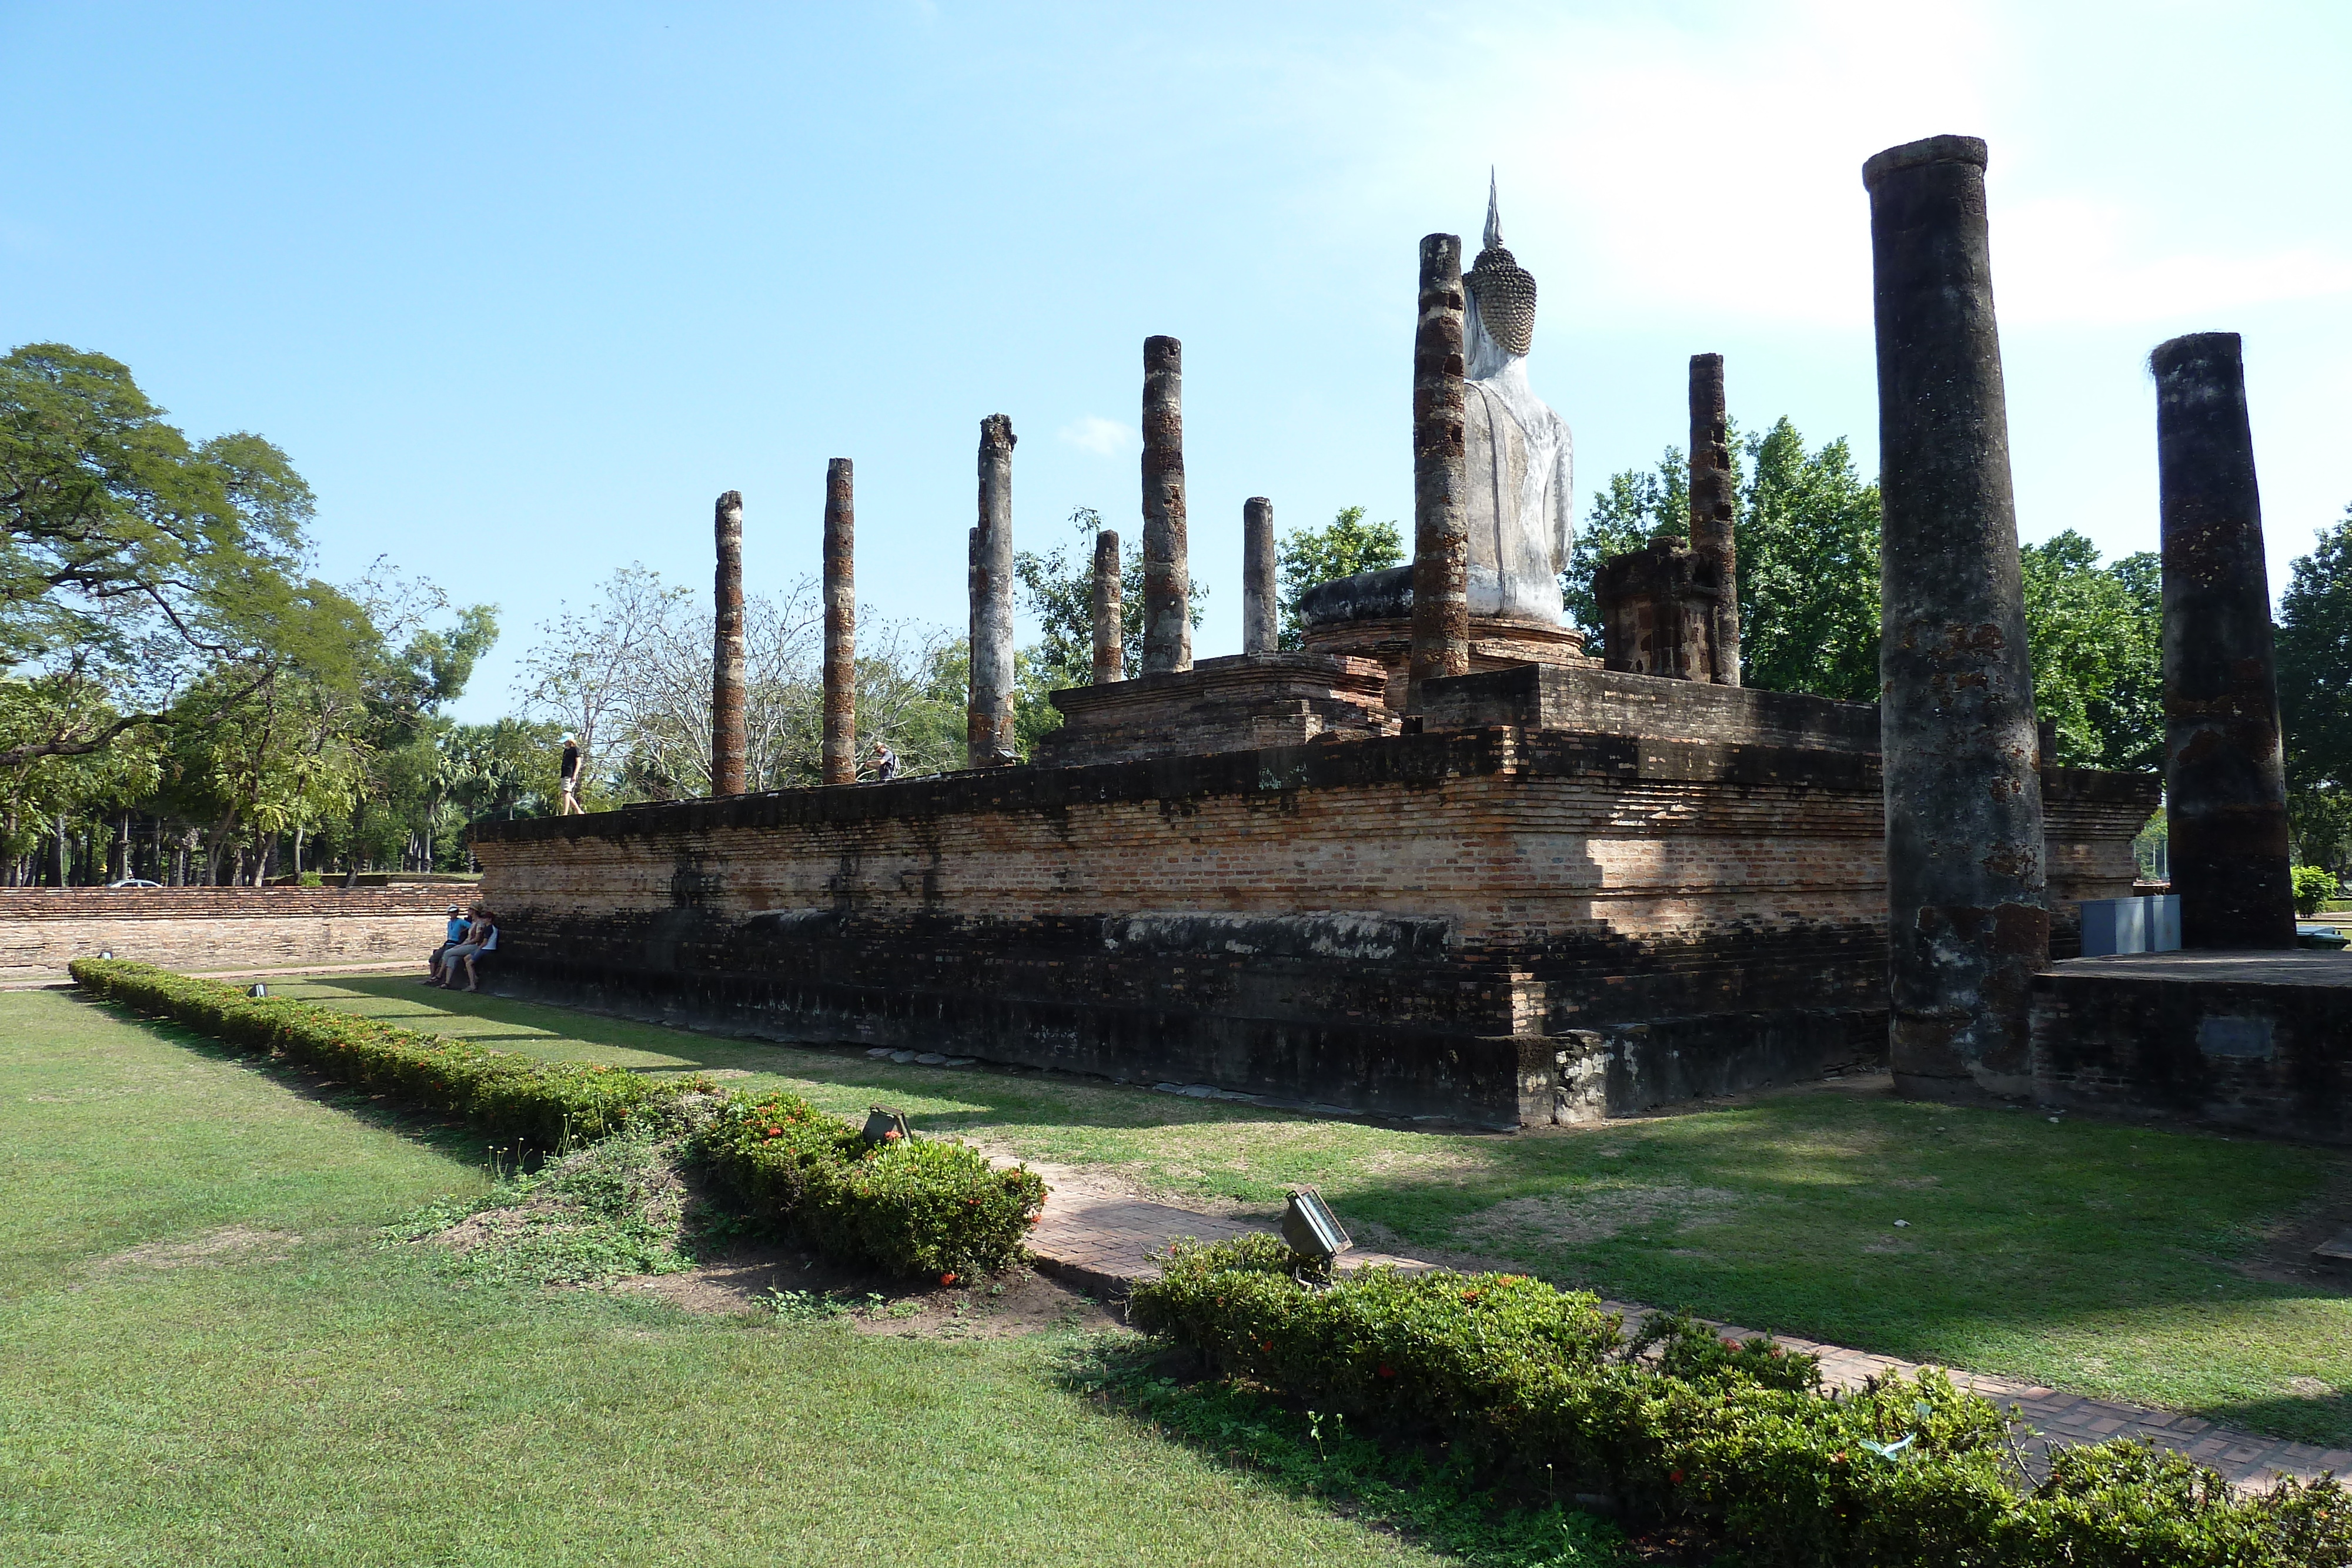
711;490;747;797
1407;233;1469;713
1242;497;1277;654
821;459;856;786
1141;336;1191;674
968;414;1017;767
1864;134;2046;1101
2154;331;2296;948
1091;529;1124;684
1689;352;1741;686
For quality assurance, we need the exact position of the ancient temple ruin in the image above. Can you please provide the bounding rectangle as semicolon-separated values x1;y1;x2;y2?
465;162;2313;1135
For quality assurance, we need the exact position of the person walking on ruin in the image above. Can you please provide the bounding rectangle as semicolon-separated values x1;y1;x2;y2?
869;740;899;782
558;735;585;815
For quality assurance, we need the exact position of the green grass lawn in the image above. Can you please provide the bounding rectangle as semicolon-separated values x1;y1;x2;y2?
0;988;1492;1567
288;975;2352;1446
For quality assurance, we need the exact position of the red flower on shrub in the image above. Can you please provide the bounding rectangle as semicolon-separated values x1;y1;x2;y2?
884;1129;902;1141
1669;1470;1684;1486
1378;1364;1395;1379
940;1272;957;1286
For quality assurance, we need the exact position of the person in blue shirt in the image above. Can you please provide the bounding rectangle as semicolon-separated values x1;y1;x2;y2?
426;906;467;984
436;908;500;993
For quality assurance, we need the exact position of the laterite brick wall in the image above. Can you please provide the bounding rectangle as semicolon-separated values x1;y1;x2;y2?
473;723;2155;1125
2;887;453;976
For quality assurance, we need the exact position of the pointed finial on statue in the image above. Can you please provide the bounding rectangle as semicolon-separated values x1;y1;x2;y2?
1485;167;1503;251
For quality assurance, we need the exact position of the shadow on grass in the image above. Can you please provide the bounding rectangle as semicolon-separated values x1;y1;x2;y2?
1053;1336;1631;1567
318;975;1340;1136
64;992;499;1173
289;977;2352;1447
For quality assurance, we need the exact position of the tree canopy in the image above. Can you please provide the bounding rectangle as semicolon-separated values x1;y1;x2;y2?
1276;506;1404;650
2279;504;2352;871
1576;417;2163;768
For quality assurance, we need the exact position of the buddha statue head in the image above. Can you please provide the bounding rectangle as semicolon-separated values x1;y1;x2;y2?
1464;173;1536;373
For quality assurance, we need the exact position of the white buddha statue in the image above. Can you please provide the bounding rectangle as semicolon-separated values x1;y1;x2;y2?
1461;177;1575;626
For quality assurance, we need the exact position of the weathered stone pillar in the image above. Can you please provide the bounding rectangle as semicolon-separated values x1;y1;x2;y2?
821;459;856;786
1140;336;1191;674
1091;529;1124;684
1407;233;1469;713
968;414;1017;767
1242;497;1277;654
2154;331;2296;949
1863;134;2046;1102
711;489;747;796
1689;352;1740;686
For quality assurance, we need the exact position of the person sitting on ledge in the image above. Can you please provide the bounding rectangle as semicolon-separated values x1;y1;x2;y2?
436;907;499;992
425;904;466;983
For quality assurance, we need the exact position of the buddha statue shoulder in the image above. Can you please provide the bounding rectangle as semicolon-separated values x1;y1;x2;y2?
1461;177;1575;627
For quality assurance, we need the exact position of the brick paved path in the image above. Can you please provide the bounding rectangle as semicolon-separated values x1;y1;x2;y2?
1028;1185;2349;1491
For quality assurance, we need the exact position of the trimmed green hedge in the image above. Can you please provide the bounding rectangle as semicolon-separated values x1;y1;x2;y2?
69;958;678;1145
70;960;1045;1280
694;1089;1044;1280
1129;1235;2351;1567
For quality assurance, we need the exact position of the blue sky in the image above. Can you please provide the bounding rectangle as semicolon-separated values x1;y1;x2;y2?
5;2;2347;720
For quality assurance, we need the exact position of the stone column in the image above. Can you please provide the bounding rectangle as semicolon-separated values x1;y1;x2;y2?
2154;332;2296;949
711;489;747;797
1140;336;1191;674
821;459;856;786
1407;233;1469;713
1242;497;1277;654
1863;134;2046;1102
1091;529;1124;684
968;414;1017;767
1689;352;1741;686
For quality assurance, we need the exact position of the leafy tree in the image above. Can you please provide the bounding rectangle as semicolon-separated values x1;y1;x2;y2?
1275;506;1404;649
2019;533;2161;770
1571;418;1880;701
2279;505;2352;791
1011;507;1207;751
1565;458;1687;638
0;343;315;766
2280;504;2352;873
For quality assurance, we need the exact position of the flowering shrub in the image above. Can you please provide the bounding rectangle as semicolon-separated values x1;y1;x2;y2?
1128;1234;2352;1567
69;958;683;1146
696;1090;1045;1278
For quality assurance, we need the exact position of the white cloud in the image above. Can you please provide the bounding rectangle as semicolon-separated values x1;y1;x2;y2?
1995;198;2352;326
1058;414;1135;456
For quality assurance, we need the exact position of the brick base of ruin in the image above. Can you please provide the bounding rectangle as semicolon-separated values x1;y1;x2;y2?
472;666;2156;1128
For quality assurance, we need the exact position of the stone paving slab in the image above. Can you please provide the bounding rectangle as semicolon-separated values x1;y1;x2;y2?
1028;1186;2343;1492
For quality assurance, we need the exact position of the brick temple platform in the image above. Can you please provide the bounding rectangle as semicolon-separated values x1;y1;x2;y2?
1024;1172;2347;1491
2033;950;2352;1144
471;664;2154;1128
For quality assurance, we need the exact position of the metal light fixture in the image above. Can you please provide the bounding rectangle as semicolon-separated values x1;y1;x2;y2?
861;1105;913;1145
1282;1185;1352;1274
247;982;268;998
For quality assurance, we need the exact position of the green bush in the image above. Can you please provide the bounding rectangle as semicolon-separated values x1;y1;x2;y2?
74;961;1048;1281
69;958;680;1146
1128;1235;2352;1567
696;1090;1044;1279
2294;864;2342;917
